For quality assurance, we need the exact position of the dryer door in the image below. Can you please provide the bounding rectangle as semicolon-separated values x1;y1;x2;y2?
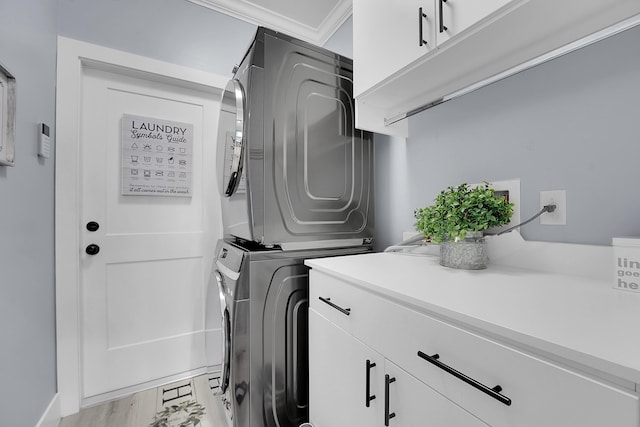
219;74;255;241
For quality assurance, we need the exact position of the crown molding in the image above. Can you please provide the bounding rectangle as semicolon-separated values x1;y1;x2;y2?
187;0;352;45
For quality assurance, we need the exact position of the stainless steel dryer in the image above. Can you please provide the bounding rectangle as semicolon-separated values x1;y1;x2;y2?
217;27;374;249
213;238;371;427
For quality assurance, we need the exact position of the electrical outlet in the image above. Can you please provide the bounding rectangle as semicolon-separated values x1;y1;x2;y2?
540;190;566;225
472;179;521;234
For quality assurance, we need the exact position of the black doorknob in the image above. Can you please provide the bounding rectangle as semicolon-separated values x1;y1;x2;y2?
86;244;100;255
86;221;100;232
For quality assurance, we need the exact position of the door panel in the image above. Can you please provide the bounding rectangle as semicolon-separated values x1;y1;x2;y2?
105;257;203;348
308;309;381;427
80;66;221;399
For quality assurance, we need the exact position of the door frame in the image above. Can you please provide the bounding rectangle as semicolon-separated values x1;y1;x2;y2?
55;36;228;416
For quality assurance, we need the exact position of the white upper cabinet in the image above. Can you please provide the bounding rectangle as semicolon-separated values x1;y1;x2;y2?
353;0;436;97
353;0;640;136
436;0;513;45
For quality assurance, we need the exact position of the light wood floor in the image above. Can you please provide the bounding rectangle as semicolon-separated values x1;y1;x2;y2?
59;374;229;427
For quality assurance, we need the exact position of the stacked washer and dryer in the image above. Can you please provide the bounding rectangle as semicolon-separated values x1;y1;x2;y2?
211;27;374;427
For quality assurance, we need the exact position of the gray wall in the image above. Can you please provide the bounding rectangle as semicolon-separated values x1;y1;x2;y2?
375;24;640;249
373;134;411;252
323;16;353;58
58;0;257;77
0;1;58;426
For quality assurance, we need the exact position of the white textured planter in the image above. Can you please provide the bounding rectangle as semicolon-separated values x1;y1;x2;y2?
440;232;487;270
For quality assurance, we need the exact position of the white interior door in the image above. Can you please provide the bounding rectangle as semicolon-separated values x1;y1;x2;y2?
78;64;222;400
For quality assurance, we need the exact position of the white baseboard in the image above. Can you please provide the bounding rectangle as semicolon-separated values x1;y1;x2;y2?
36;393;61;427
81;368;209;408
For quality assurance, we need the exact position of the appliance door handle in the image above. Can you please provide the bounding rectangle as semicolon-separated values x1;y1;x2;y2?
384;374;396;426
215;271;231;394
366;360;377;407
224;79;246;197
225;170;241;196
439;0;448;33
417;351;512;406
318;296;351;316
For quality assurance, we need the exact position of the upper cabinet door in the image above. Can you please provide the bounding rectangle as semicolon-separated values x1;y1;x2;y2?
353;0;436;97
436;0;513;44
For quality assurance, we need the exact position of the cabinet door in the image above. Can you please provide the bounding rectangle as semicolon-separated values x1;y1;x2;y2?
436;0;513;45
353;0;435;97
384;360;489;427
308;309;382;427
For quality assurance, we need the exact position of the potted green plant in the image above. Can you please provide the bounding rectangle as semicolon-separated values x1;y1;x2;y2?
414;182;514;269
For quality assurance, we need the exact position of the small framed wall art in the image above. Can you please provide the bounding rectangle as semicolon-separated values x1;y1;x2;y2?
0;62;16;166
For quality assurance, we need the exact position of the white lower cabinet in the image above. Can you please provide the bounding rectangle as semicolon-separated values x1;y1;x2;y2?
309;308;379;426
308;270;640;427
309;309;489;427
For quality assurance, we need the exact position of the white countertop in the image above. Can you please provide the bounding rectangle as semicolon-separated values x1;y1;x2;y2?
306;239;640;386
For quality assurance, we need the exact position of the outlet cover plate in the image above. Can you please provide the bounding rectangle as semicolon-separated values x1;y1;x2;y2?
540;190;566;225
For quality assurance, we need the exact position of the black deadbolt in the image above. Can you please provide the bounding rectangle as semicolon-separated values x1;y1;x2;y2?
85;244;100;255
86;221;100;232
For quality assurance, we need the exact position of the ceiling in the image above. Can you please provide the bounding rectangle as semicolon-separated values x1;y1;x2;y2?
187;0;352;45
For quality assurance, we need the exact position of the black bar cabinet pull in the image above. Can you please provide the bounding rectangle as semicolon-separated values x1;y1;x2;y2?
439;0;448;33
384;374;396;426
418;7;428;46
366;360;376;407
417;351;512;406
318;297;351;316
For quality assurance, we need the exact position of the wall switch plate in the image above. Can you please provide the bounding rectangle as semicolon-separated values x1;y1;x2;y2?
540;190;566;225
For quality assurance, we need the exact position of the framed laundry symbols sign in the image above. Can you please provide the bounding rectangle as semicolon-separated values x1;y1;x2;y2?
121;114;193;197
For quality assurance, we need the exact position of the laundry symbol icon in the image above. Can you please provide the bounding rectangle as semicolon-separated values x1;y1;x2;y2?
156;157;163;164
155;170;164;176
131;155;138;163
179;148;186;153
144;170;151;178
178;160;187;166
168;172;175;177
143;144;152;150
167;147;176;152
168;157;174;164
131;143;139;150
156;145;163;151
179;172;186;178
131;169;138;175
144;156;151;162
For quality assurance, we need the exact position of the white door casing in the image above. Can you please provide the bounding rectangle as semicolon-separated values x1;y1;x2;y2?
55;37;228;416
